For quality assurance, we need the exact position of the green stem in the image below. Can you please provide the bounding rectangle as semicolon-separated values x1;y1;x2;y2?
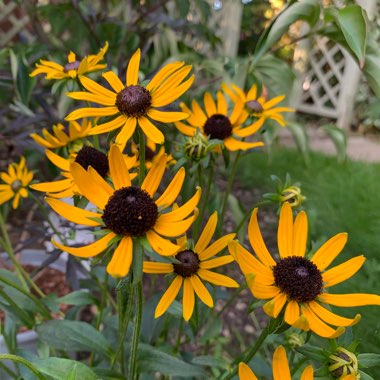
222;317;281;380
174;317;184;354
128;281;143;380
218;150;241;235
0;354;47;380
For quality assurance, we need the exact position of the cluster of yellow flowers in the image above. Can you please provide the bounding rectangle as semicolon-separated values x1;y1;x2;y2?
1;43;379;379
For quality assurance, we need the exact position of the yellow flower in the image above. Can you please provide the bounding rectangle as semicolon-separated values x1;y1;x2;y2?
239;345;314;380
46;145;200;278
143;212;238;321
30;146;137;198
222;82;294;127
30;119;93;149
0;157;33;209
65;49;194;146
30;42;108;80
175;91;264;151
229;202;380;338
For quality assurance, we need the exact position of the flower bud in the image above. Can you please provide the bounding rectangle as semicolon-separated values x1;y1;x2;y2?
329;347;359;379
184;130;212;161
279;186;306;208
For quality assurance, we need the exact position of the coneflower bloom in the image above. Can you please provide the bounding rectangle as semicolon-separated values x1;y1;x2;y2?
0;157;33;209
222;82;294;127
65;49;194;146
30;42;108;80
229;202;380;338
175;91;264;151
31;146;136;198
239;346;314;380
30;120;93;150
143;212;238;321
47;145;200;277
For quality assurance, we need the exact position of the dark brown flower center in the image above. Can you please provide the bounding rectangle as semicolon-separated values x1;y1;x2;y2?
173;250;200;277
64;61;81;72
75;146;109;178
273;256;323;303
11;180;22;191
115;85;152;117
102;186;158;236
203;114;232;140
246;100;264;113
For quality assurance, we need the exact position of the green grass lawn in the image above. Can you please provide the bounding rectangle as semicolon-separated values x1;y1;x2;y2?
237;148;380;355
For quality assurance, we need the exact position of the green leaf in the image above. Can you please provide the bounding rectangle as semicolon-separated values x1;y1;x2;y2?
137;343;206;377
362;36;380;98
191;355;228;369
337;5;367;67
36;320;113;358
92;368;125;380
31;357;97;380
296;345;328;361
320;124;347;163
286;122;310;165
57;291;98;306
359;370;374;380
357;353;380;368
254;0;320;61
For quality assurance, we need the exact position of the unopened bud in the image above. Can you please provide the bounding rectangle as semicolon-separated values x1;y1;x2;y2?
280;186;306;208
329;347;359;379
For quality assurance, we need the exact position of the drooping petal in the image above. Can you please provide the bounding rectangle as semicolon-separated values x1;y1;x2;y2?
197;269;239;288
146;230;180;256
272;346;291;380
322;255;365;288
45;197;102;226
308;301;361;327
311;233;348;271
155;276;183;318
52;232;116;258
248;208;276;267
138;116;164;144
190;275;213;307
109;144;131;189
183;278;195;321
277;202;293;258
194;211;217;253
293;211;308;257
106;236;133;277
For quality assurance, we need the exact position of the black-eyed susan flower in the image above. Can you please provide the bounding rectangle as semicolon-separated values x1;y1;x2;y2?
222;82;294;127
31;146;136;198
65;49;194;146
239;345;314;380
175;91;264;151
30;119;93;150
46;145;200;278
143;211;238;321
30;42;108;80
229;202;380;338
329;347;359;379
0;157;33;209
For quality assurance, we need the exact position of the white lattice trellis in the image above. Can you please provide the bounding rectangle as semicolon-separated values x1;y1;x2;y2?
291;0;377;129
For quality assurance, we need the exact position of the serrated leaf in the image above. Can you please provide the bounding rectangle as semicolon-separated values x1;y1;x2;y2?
36;320;112;358
337;5;367;68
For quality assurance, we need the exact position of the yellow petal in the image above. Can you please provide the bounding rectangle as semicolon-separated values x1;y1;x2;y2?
141;154;167;196
284;300;300;325
89;115;127;135
154;214;196;238
126;49;141;86
203;92;217;117
155;275;183;318
199;255;235;269
45;197;102;226
155;167;185;208
272;346;291;380
318;293;380;307
308;301;361;327
194;211;217;253
263;95;285;110
66;91;116;106
52;232;116;258
87;167;114;196
143;262;174;274
31;179;73;194
198;233;236;261
183;278;195;321
251;282;280;299
300;365;314;380
248;208;276;267
65;106;119;121
158;187;201;222
109;144;131;189
190;275;213;307
146;61;184;91
233;118;264;138
198;268;239;288
46;149;70;171
322;255;365;288
174;121;196;136
216;91;227;115
138;116;164;144
238;363;258;380
263;292;287;318
115;117;137;147
224;138;264;152
146;230;180;256
106;236;133;277
148;109;189;123
102;71;124;92
293;211;308;257
311;233;348;271
277;202;293;258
